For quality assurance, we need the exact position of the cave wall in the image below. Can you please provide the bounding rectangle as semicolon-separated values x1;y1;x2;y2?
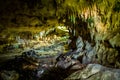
0;0;58;27
0;0;120;67
0;0;60;48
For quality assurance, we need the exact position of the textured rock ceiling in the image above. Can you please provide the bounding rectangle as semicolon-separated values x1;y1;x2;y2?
0;0;119;28
0;0;120;47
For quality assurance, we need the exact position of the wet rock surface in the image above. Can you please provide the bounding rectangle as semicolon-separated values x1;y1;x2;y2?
0;36;120;80
0;50;54;80
65;64;120;80
0;0;120;79
0;49;84;80
0;70;19;80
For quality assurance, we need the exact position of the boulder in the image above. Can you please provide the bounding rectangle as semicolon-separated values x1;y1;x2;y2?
65;64;120;80
72;36;97;64
0;70;19;80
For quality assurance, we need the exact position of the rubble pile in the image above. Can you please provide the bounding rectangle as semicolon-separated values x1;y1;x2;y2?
0;36;119;80
0;48;86;80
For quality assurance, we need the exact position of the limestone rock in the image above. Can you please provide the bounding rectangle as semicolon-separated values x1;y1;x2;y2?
96;43;119;67
0;70;19;80
109;33;120;47
76;36;84;49
65;64;120;80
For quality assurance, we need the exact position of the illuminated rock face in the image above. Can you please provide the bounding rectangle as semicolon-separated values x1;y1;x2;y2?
0;0;120;67
65;64;120;80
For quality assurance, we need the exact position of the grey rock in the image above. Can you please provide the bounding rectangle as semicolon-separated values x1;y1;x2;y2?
85;41;92;51
65;64;120;80
76;36;84;49
0;70;19;80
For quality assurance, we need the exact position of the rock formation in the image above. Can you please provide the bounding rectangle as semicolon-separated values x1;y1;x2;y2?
0;0;120;80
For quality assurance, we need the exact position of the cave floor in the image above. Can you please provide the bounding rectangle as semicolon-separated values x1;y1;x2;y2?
0;36;120;80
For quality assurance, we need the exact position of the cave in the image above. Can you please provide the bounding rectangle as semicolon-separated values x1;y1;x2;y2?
0;0;120;80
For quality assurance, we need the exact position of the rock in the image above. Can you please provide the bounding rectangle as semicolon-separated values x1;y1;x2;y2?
109;33;120;47
55;51;79;69
72;51;84;59
107;48;118;64
76;36;84;50
81;64;102;79
85;41;92;51
69;61;85;71
36;68;47;78
101;71;114;80
82;48;96;64
22;50;41;66
65;64;120;80
55;52;65;61
55;59;72;69
39;31;46;39
82;40;96;64
72;37;96;64
0;70;19;80
96;43;119;67
82;54;91;64
3;44;15;51
56;26;69;36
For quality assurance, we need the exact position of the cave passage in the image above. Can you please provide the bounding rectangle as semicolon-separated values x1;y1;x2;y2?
0;0;120;80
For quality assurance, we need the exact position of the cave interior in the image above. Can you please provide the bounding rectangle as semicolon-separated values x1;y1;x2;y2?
0;0;120;80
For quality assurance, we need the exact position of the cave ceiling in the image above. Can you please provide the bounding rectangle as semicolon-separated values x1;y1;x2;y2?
0;0;120;45
0;0;119;28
